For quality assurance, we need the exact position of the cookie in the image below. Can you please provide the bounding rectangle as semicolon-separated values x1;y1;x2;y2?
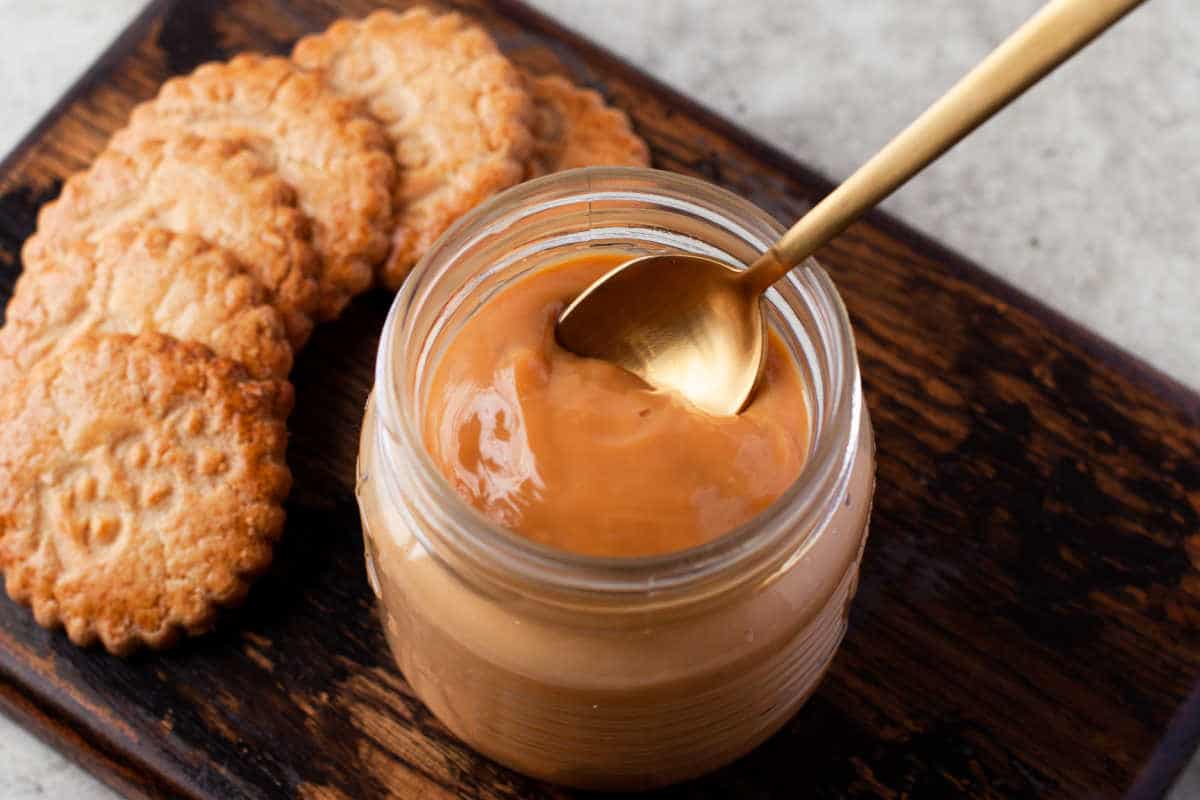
2;226;292;381
525;73;651;177
28;133;320;348
113;54;396;320
293;8;536;289
0;333;292;655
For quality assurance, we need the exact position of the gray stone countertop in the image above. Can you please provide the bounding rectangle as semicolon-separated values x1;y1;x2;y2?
0;1;1196;797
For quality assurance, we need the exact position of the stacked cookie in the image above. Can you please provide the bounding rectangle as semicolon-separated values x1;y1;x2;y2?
290;7;649;287
0;7;649;655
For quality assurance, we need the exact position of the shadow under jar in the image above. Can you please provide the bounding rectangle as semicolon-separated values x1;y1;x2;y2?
356;168;875;791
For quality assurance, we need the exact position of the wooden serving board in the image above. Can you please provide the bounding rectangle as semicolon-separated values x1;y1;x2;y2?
2;1;1199;797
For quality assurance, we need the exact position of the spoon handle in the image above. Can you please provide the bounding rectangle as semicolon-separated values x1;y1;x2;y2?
741;0;1145;294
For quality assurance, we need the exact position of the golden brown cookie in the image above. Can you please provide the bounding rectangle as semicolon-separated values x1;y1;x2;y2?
0;332;292;655
27;133;320;348
2;226;292;381
293;7;536;289
113;54;396;320
525;73;651;177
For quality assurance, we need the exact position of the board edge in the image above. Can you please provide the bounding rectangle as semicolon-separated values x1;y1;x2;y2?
0;0;175;182
0;669;193;800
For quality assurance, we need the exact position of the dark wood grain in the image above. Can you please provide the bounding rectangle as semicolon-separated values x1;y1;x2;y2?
2;1;1199;798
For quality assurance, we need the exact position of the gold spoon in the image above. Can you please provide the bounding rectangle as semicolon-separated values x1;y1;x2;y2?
557;0;1144;416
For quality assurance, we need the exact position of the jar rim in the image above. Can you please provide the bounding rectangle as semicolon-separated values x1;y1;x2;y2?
374;167;864;608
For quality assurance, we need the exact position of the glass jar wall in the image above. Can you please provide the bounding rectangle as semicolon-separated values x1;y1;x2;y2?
356;168;875;790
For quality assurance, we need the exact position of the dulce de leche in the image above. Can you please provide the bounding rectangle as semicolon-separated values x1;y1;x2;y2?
422;251;810;557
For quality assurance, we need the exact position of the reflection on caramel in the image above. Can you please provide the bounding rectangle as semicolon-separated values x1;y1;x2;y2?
422;251;810;557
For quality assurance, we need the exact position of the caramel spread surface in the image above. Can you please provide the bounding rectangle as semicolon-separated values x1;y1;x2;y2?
423;251;810;557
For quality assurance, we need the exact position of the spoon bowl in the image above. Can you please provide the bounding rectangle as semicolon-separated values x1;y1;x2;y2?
556;253;767;416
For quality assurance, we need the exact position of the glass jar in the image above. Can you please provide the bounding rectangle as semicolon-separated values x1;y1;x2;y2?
356;168;874;791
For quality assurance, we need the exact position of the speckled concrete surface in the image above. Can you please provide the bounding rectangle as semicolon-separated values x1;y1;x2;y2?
0;1;1197;797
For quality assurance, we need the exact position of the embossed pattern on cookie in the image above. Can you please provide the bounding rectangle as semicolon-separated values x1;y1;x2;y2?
4;226;292;381
525;73;651;178
0;333;293;655
113;55;396;320
293;8;536;289
28;133;320;348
